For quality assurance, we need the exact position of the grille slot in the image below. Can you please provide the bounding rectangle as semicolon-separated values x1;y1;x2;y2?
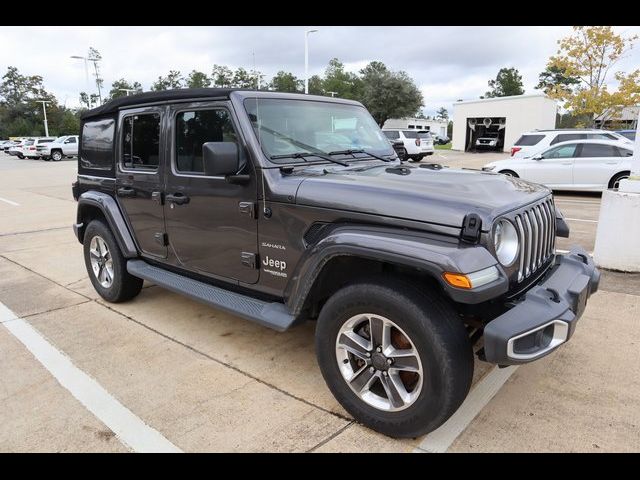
513;198;556;283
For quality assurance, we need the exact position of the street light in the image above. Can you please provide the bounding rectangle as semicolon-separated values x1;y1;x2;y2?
118;89;137;96
304;29;319;94
37;100;50;137
70;54;102;104
326;91;338;97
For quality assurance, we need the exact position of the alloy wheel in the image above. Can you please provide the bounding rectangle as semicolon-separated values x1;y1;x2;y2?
89;235;114;288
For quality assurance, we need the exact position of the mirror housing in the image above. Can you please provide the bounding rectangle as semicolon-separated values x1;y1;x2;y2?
203;142;240;176
532;154;543;161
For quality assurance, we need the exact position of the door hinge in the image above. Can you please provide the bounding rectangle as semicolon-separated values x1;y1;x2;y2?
241;252;258;269
151;191;164;205
239;201;256;219
461;213;482;244
154;232;168;246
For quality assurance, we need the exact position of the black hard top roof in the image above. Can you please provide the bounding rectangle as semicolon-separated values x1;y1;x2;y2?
80;88;362;119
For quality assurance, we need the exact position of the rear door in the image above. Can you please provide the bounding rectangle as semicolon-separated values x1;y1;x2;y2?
163;102;259;284
115;106;167;258
525;143;578;187
573;142;622;189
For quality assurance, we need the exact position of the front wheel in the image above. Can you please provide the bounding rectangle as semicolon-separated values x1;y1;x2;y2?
499;169;519;178
51;150;63;162
315;278;473;438
609;171;630;190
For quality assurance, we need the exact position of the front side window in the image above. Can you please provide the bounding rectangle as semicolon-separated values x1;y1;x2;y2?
244;98;393;163
66;137;77;144
542;143;578;159
175;109;239;174
121;113;160;170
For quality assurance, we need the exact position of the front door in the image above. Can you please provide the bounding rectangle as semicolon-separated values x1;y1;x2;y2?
115;107;167;258
526;142;578;187
164;102;259;284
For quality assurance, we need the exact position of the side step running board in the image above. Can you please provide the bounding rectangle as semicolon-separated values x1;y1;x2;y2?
127;260;296;332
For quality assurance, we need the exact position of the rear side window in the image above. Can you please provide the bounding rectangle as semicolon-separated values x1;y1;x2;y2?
514;135;544;146
121;113;160;170
383;131;400;140
587;133;617;141
579;143;619;157
417;131;432;139
403;130;418;139
550;133;585;145
620;131;635;141
38;139;53;144
81;118;115;170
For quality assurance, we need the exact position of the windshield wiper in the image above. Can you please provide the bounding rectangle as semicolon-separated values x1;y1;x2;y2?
326;149;393;162
270;152;349;166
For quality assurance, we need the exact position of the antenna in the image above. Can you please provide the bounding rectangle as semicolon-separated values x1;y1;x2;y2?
251;51;268;216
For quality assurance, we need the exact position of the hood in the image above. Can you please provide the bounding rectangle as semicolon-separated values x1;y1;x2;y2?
295;163;550;230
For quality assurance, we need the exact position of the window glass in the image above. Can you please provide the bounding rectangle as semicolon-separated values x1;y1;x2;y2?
383;130;400;140
38;139;53;144
66;137;77;143
122;113;160;170
587;133;617;141
550;133;585;145
542;143;578;159
514;135;544;146
175;109;238;174
579;143;619;157
417;131;432;139
403;130;419;139
81;118;115;170
24;140;34;146
620;131;635;141
407;125;415;129
619;148;633;157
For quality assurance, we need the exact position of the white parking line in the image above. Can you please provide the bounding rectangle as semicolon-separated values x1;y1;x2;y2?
0;196;20;206
565;218;598;224
414;366;518;453
555;249;594;256
554;199;600;205
0;302;182;453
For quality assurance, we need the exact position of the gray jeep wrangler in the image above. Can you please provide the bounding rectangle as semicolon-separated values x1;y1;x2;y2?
72;89;599;438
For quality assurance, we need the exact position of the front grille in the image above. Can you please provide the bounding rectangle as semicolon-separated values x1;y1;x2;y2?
513;198;556;282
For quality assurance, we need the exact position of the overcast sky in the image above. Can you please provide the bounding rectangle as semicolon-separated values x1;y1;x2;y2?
1;26;639;116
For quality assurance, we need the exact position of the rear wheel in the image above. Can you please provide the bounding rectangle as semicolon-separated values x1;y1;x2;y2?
17;153;24;159
609;171;630;190
83;220;143;303
315;278;473;438
51;150;63;162
499;169;518;178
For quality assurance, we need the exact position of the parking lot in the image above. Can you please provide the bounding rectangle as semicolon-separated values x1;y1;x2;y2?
1;151;639;452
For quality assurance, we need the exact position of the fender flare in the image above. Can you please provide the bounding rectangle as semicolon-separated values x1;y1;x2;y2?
74;191;138;258
285;225;508;314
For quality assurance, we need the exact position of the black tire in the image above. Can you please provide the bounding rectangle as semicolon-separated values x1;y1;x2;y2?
43;157;51;161
499;169;519;178
608;171;630;190
83;220;143;303
400;148;408;161
17;153;24;159
51;150;63;162
426;152;434;156
315;277;473;438
409;155;423;162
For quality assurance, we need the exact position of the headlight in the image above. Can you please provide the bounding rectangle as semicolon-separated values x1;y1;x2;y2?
493;219;519;266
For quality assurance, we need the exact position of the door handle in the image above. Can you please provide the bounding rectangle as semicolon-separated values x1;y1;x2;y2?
166;193;190;205
117;187;136;198
561;162;572;165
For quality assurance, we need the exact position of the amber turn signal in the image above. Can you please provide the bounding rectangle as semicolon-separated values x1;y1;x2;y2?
442;272;472;289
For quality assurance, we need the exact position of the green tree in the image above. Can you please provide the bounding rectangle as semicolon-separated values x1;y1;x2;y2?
323;58;363;100
436;107;449;120
211;64;234;87
269;71;302;92
359;61;424;126
0;66;46;108
109;79;143;100
231;67;255;88
307;75;324;95
151;70;184;91
535;65;580;95
485;67;525;98
186;70;211;88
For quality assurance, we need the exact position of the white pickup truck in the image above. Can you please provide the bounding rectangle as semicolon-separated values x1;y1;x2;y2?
44;135;79;161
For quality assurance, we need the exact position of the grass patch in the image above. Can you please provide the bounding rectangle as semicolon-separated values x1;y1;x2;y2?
435;143;452;150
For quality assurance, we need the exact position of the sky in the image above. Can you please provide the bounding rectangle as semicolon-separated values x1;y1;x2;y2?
1;26;639;116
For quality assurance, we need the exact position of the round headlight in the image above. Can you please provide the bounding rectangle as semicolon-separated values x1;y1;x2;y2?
493;219;519;266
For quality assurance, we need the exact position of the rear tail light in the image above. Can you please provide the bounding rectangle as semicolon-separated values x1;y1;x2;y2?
415;139;421;146
29;147;36;150
511;147;521;156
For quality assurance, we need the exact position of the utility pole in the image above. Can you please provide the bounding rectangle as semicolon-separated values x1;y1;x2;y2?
304;29;319;94
37;100;50;137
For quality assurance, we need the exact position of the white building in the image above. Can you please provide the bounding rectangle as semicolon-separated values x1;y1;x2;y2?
595;105;639;130
452;94;557;152
382;117;449;138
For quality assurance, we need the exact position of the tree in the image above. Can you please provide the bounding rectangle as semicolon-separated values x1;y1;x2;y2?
151;70;184;91
546;26;640;125
359;61;424;126
269;71;302;93
186;70;211;88
436;107;449;120
212;64;234;87
231;67;255;89
535;65;580;95
87;47;104;104
0;66;46;108
485;67;525;98
307;75;324;95
109;79;143;100
323;58;363;100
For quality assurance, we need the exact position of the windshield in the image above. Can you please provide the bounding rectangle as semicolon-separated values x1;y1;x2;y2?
54;136;66;143
244;98;394;163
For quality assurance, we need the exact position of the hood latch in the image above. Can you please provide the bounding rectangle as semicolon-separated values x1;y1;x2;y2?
461;213;482;244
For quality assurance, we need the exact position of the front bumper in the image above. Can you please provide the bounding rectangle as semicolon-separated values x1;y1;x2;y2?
483;246;600;365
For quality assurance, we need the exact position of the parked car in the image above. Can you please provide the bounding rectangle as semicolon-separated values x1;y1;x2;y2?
2;140;18;153
382;129;434;161
510;129;633;158
484;139;633;191
431;133;450;145
43;135;79;161
72;89;600;439
7;139;32;158
616;129;636;142
475;132;502;150
22;137;56;159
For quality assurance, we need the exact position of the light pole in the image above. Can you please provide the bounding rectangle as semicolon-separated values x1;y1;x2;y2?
37;100;50;137
118;89;137;96
304;29;319;94
71;54;102;104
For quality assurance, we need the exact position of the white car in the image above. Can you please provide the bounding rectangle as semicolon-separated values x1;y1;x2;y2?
7;139;32;158
484;139;633;191
510;129;633;158
22;137;56;159
382;129;434;162
43;135;79;161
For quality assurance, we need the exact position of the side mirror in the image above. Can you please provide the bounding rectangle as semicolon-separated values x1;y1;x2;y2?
532;154;543;161
202;142;240;176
